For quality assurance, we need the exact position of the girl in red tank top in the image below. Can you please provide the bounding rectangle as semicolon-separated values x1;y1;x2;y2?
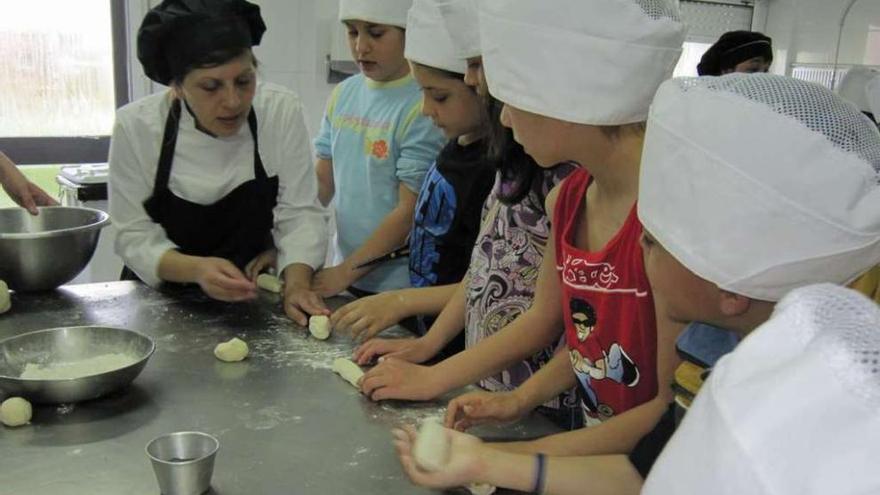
554;168;657;426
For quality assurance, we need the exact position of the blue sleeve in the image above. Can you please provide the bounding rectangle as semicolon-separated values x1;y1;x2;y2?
313;85;342;160
395;105;446;194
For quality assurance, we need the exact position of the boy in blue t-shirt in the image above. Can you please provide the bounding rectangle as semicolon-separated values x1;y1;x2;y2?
313;0;445;297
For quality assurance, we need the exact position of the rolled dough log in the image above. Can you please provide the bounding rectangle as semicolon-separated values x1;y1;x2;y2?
309;315;331;340
256;273;283;293
0;280;10;314
214;337;249;362
413;420;450;472
0;397;32;427
332;358;364;388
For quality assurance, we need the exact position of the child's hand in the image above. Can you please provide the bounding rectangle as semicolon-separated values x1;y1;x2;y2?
244;248;277;281
445;390;527;432
312;263;357;297
392;425;487;490
284;285;330;326
360;357;444;401
352;337;436;366
331;291;407;341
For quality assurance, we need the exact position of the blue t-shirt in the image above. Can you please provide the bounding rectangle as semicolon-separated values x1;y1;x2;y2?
315;73;445;292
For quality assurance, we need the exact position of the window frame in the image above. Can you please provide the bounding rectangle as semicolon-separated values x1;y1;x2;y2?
0;0;129;165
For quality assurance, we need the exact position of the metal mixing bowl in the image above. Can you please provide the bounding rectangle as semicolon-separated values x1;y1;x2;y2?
0;326;155;404
0;206;111;291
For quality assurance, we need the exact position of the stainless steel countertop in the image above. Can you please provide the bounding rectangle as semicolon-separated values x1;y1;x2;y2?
0;282;557;494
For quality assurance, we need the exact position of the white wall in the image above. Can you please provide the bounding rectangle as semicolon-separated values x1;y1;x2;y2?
127;0;341;140
765;0;880;72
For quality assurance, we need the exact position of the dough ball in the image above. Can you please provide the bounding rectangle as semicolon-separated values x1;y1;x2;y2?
331;358;364;388
256;273;283;293
413;420;450;472
214;337;248;362
0;280;10;314
467;483;496;495
0;397;32;427
309;315;331;340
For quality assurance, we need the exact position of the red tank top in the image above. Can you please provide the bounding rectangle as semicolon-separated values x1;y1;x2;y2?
554;168;657;426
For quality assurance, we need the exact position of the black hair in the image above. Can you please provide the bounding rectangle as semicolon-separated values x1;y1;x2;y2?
570;298;597;323
482;95;544;205
172;48;259;85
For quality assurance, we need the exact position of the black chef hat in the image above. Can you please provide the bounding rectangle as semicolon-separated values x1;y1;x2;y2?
137;0;266;85
697;31;773;76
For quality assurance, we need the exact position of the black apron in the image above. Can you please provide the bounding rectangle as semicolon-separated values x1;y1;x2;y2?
121;99;279;281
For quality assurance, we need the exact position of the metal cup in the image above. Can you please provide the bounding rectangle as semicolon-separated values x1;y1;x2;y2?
146;431;219;495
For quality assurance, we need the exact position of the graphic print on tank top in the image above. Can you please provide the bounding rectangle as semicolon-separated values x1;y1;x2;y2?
554;168;658;427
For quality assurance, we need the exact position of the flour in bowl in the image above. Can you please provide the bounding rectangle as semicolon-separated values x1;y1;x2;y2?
20;353;137;380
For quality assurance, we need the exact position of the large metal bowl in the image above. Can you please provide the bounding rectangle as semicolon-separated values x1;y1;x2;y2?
0;206;111;291
0;326;155;404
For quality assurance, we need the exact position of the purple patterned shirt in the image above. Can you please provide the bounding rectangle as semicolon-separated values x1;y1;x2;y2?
465;165;575;396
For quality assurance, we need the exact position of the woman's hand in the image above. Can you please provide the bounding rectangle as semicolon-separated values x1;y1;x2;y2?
444;390;528;431
312;262;357;297
195;257;258;302
352;337;437;366
244;248;277;280
332;291;408;342
392;425;487;490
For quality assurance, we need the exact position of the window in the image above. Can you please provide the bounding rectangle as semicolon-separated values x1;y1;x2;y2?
0;0;128;164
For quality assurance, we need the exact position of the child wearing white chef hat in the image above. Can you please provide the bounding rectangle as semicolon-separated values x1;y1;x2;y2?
348;0;578;429
331;0;497;355
313;0;446;301
392;73;880;495
377;0;689;461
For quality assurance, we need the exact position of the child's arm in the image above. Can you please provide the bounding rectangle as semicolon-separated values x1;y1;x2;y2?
359;186;564;401
315;158;334;206
393;426;643;495
444;346;576;431
313;183;418;297
353;279;468;364
490;311;685;457
333;283;458;342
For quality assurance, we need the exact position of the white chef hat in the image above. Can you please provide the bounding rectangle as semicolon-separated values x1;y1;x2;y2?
339;0;412;28
638;74;880;301
643;284;880;495
404;0;466;74
436;0;481;59
867;73;880;124
478;0;686;125
837;65;880;115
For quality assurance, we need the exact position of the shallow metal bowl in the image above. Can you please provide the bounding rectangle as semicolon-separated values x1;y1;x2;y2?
0;206;111;291
0;326;155;404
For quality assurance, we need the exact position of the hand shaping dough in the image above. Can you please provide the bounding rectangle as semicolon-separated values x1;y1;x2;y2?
0;280;10;314
0;397;32;427
413;420;450;472
214;337;249;362
332;358;364;388
309;315;331;340
256;273;283;293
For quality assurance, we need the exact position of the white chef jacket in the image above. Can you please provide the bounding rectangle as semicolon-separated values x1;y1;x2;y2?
109;82;326;287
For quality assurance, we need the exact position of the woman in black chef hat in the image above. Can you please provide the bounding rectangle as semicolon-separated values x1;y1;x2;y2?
109;0;329;325
697;30;773;76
